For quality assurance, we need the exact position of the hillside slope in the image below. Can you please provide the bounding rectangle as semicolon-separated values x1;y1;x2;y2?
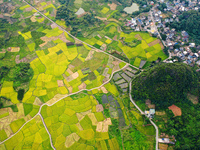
131;63;199;108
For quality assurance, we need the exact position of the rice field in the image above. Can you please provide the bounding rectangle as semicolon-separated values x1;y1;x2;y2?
0;1;158;149
119;32;167;67
1;115;53;150
40;93;113;149
101;7;110;14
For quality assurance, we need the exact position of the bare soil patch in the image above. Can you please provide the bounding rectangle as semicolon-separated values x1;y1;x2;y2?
46;94;68;105
88;113;98;125
30;16;37;22
112;60;120;66
187;93;198;104
72;72;79;79
148;104;155;109
77;12;87;18
108;3;117;10
122;13;127;17
159;143;168;150
76;113;84;121
33;97;43;106
78;82;86;90
80;110;91;116
112;65;120;72
76;123;83;131
134;34;143;40
113;35;117;41
148;39;163;48
100;86;108;93
161;14;169;19
15;55;29;64
25;7;32;11
96;104;104;112
102;118;112;132
168;104;182;116
66;68;73;75
57;80;64;87
95;16;107;21
65;133;80;148
51;23;57;29
8;47;20;52
68;86;73;93
85;50;95;61
96;122;103;132
40;32;70;47
155;111;166;116
108;18;119;23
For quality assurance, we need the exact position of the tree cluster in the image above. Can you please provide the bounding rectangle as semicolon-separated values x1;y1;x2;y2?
170;10;200;44
131;63;199;108
1;63;34;88
165;103;200;149
157;2;167;11
56;5;100;35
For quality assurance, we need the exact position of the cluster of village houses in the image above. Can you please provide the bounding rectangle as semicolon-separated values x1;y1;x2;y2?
126;0;200;67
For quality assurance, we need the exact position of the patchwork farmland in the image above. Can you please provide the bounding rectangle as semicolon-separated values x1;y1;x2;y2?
0;0;161;150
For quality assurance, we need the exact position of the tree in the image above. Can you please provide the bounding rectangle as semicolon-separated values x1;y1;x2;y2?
0;66;9;81
160;33;167;40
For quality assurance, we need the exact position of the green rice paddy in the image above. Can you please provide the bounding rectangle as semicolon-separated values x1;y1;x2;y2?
0;1;160;149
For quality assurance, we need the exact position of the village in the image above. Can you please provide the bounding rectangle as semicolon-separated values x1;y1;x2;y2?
126;0;200;67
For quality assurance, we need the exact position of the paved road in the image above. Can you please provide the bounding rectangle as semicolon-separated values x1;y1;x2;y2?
23;0;138;70
149;118;159;150
129;82;144;115
129;81;159;150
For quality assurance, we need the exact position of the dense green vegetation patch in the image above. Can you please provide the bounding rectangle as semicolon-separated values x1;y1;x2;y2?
131;63;199;108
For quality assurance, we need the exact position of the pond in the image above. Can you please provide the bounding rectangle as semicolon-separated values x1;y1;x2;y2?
113;73;121;81
102;94;108;104
123;3;139;14
75;7;85;15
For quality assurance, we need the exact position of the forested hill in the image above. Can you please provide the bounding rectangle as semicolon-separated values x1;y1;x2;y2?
131;63;199;109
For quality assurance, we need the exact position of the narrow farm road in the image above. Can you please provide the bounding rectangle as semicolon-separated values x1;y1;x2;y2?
129;81;159;150
23;0;138;70
39;114;56;150
0;115;37;145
